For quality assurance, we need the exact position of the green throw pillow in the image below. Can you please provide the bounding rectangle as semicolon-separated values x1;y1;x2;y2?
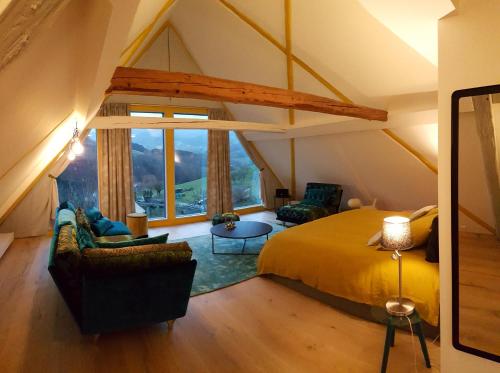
76;225;97;251
96;233;169;249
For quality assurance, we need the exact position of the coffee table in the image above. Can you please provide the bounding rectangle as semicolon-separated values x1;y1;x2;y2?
210;221;273;255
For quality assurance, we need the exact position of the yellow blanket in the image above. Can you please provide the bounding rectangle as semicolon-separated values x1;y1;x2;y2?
258;209;440;326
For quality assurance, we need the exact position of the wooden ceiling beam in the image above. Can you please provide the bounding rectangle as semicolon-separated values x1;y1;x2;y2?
107;67;388;121
90;116;287;133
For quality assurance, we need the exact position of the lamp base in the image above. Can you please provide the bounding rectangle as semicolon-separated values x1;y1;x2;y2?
385;298;415;316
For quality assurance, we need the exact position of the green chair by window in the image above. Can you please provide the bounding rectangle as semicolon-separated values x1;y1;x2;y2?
276;182;343;225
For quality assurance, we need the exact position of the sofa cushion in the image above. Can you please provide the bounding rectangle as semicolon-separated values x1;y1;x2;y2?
85;207;103;223
104;221;132;236
81;241;192;276
96;233;169;249
91;217;114;236
75;208;96;238
57;209;77;231
76;225;97;250
54;225;81;278
277;203;329;224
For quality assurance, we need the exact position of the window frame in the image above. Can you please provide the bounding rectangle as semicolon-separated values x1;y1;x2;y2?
127;105;264;227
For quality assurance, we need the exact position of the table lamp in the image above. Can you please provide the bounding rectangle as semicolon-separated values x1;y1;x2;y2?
382;216;415;316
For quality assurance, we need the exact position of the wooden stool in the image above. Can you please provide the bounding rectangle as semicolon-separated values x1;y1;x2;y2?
126;213;148;238
381;310;431;373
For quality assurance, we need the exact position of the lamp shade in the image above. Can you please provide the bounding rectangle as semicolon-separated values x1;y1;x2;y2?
381;216;412;250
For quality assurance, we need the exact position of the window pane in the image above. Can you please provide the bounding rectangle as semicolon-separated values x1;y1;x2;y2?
173;113;209;120
130;111;164;118
57;129;98;209
131;128;166;219
174;129;208;217
229;131;262;209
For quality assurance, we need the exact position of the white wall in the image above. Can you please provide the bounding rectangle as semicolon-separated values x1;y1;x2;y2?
438;0;500;371
255;123;438;211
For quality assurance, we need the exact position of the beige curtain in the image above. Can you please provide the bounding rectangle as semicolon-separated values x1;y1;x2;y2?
97;103;134;222
208;108;283;210
207;109;233;216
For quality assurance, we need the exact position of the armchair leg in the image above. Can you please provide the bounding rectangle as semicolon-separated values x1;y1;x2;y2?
167;319;176;330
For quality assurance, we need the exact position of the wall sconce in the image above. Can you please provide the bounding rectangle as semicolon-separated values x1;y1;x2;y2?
68;122;84;161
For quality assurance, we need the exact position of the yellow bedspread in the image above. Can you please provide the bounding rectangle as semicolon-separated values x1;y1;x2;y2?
258;209;440;326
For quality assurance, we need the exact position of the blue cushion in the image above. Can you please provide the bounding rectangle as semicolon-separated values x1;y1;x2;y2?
97;233;169;248
59;201;76;212
104;221;131;236
76;225;97;250
91;218;114;236
56;209;76;231
85;207;103;223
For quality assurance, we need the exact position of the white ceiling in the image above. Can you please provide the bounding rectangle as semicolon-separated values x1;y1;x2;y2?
122;0;453;127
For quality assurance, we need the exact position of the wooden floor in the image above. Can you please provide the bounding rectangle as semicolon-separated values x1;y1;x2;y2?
0;216;440;373
458;232;500;355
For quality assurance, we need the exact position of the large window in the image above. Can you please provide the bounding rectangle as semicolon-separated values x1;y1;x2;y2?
174;129;208;217
229;131;262;209
57;129;98;209
130;111;166;219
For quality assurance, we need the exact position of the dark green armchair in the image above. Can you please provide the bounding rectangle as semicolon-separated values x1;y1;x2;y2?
276;182;343;225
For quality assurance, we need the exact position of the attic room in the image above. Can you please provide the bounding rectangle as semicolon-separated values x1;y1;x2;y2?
0;0;499;372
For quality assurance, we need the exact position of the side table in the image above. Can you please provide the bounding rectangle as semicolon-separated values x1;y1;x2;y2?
126;212;148;238
372;307;431;372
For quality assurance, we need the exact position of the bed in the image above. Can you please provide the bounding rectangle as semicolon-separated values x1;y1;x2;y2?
257;209;439;326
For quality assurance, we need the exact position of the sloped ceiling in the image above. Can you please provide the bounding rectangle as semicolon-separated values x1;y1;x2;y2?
0;0;139;221
0;0;454;221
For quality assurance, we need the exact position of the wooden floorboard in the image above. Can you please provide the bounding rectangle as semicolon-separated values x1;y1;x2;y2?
0;227;440;373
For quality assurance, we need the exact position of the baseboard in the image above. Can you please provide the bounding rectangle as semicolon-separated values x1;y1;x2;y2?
0;232;14;259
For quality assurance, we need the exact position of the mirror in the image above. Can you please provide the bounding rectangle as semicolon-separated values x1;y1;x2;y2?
452;85;500;363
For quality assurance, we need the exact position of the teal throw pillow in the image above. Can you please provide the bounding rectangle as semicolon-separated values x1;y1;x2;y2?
85;207;103;223
91;217;113;236
59;201;76;212
57;209;77;230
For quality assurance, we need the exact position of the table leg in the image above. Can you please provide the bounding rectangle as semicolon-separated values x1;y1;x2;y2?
381;323;393;373
415;322;431;368
211;234;215;254
241;239;247;254
390;327;396;347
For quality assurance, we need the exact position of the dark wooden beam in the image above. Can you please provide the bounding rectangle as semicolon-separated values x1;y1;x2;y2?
106;67;388;121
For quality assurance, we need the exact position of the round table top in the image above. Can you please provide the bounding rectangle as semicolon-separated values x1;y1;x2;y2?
210;221;273;239
127;212;147;218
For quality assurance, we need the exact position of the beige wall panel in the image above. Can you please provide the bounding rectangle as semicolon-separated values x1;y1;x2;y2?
438;0;500;371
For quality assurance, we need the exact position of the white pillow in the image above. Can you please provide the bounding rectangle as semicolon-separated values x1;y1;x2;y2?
367;231;382;246
408;205;437;221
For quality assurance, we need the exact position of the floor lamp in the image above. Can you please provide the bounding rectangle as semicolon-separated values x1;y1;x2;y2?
381;216;415;317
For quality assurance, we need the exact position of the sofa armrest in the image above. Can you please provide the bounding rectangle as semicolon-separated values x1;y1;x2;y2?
81;241;192;276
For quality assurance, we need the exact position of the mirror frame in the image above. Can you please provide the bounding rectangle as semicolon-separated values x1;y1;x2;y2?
451;84;500;363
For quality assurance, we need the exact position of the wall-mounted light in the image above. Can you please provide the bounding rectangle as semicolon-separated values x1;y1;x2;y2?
67;122;84;161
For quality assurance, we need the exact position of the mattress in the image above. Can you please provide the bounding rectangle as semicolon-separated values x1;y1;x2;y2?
258;209;440;326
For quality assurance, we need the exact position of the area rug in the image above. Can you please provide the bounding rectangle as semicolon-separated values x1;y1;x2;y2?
173;222;285;296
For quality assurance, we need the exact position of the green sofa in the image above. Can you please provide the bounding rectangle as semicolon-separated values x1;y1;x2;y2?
276;182;343;225
48;207;197;334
